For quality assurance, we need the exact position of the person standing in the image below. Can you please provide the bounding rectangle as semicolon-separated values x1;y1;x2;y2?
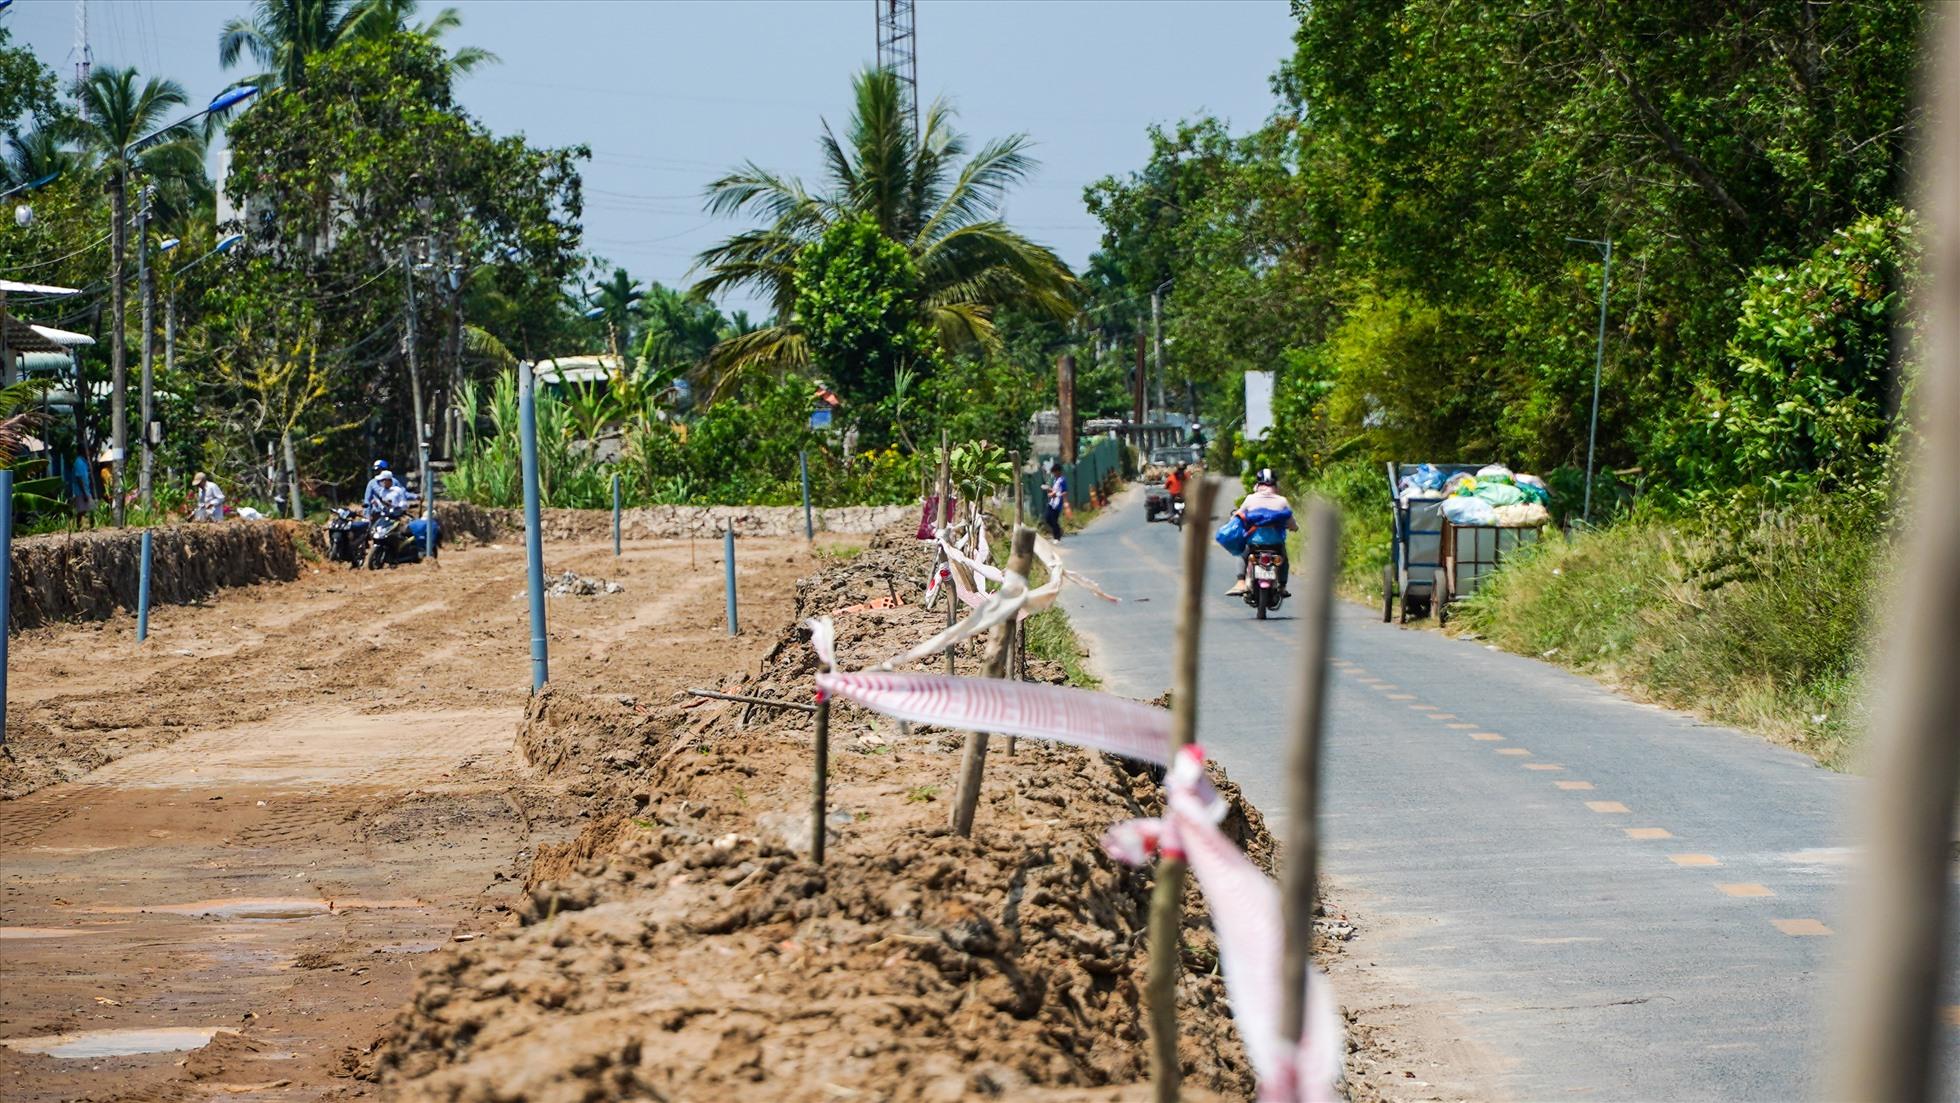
191;472;227;522
1044;461;1071;540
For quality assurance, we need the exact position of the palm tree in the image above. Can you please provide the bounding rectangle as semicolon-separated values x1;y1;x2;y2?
690;68;1076;388
3;125;80;190
219;0;494;89
587;267;643;368
218;0;354;89
66;66;196;517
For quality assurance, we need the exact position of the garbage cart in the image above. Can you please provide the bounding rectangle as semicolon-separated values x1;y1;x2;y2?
1434;518;1543;626
1383;461;1483;623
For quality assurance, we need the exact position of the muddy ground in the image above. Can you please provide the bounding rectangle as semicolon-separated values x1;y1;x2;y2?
3;522;1472;1102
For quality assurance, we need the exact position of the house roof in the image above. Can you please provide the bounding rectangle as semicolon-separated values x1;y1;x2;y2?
3;316;71;354
0;280;81;296
535;354;622;386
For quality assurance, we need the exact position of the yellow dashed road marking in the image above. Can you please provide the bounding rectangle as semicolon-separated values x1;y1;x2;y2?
1719;883;1774;898
1670;854;1721;867
1625;827;1673;840
1446;722;1477;730
1386;693;1415;700
1772;918;1833;937
1523;763;1564;771
1497;748;1532;756
1585;801;1630;814
1409;704;1437;711
1556;781;1595;790
1427;713;1458;720
1471;733;1504;741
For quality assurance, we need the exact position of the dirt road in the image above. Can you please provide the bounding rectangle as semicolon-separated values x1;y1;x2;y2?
1;534;823;1101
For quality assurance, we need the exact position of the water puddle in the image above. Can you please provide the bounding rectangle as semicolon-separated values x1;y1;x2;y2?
88;896;424;920
0;927;95;940
0;1027;236;1058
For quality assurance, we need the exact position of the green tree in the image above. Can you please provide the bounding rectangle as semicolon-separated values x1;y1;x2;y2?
791;215;937;444
692;68;1076;383
220;0;492;89
0;23;59;150
65;66;200;511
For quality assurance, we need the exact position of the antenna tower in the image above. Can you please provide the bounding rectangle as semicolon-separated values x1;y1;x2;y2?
874;0;919;143
71;0;93;92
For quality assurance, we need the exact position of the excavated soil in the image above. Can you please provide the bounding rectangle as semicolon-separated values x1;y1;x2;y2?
369;534;1366;1103
7;521;321;630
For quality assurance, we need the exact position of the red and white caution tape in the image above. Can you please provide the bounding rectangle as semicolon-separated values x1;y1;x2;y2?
1103;747;1344;1103
812;664;1174;765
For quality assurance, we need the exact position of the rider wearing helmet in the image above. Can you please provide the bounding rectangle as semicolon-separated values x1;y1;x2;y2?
363;459;394;515
1228;467;1298;595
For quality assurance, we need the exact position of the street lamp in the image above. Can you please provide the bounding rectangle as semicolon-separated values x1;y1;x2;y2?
1565;236;1613;526
113;83;260;521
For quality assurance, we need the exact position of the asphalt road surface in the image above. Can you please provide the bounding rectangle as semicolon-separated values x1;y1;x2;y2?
1057;486;1960;1102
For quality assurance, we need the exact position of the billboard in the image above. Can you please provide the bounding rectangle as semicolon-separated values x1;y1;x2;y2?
1244;371;1275;440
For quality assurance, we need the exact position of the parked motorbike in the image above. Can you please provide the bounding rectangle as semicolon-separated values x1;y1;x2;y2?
366;507;423;569
327;507;370;567
1243;547;1287;619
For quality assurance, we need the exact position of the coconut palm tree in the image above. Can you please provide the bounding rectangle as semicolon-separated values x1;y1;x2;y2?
690;68;1076;387
66;66;198;518
219;0;494;89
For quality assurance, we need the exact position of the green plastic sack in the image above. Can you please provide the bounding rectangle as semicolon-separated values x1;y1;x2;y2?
1473;481;1525;507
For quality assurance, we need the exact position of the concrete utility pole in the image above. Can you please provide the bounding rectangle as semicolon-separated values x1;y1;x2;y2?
1133;331;1147;426
1151;280;1170;418
1056;353;1077;465
137;186;155;509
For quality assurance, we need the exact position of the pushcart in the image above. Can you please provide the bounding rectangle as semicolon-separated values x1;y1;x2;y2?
1433;518;1543;626
1382;462;1482;623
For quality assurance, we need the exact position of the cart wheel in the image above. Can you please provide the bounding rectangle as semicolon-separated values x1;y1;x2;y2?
1381;563;1395;623
1437;571;1453;626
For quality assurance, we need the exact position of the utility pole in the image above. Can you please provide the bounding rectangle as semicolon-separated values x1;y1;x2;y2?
137;185;156;510
1565;236;1613;525
401;244;426;468
1056;353;1077;465
1133;331;1147;427
108;165;127;525
1151;281;1169;419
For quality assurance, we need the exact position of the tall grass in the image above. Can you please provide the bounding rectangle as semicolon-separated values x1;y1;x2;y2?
1455;504;1885;767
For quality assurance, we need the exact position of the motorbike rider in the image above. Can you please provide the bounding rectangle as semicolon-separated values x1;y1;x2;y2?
1226;468;1298;596
363;460;394;515
372;469;411;514
1165;463;1188;500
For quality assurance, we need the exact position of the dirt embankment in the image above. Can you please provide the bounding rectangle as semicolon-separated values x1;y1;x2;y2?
7;521;320;631
373;535;1302;1102
434;500;915;545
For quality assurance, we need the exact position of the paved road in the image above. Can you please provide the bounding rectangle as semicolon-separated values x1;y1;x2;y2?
1058;487;1959;1102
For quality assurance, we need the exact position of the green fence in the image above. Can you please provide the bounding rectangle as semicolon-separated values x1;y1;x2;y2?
1020;435;1125;518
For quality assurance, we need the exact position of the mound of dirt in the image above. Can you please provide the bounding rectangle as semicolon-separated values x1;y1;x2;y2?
433;500;914;546
372;538;1289;1102
8;521;319;630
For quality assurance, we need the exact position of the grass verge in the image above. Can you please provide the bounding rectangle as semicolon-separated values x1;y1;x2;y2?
1453;505;1883;769
1023;605;1101;689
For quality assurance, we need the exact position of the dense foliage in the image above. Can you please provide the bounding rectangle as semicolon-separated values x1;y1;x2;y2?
1085;0;1924;512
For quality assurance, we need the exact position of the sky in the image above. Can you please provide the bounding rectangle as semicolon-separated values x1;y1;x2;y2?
7;0;1297;316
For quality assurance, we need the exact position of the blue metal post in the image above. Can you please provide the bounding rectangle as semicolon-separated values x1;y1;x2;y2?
422;444;436;559
519;363;549;691
0;470;10;743
723;524;738;636
799;450;813;540
611;472;621;557
136;529;153;642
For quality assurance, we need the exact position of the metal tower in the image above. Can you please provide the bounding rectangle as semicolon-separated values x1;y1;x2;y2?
875;0;919;143
71;0;93;93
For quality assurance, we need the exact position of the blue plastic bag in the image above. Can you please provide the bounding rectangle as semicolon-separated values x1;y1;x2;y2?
1215;514;1250;558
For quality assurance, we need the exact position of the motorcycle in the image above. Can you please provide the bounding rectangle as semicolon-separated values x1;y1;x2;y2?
326;507;370;567
1169;495;1186;529
366;506;424;569
1243;547;1287;619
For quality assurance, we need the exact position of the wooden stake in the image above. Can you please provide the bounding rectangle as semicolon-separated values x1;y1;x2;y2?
1147;475;1219;1103
950;526;1037;837
1280;499;1340;1049
811;693;831;863
937;430;954;676
1829;15;1960;1098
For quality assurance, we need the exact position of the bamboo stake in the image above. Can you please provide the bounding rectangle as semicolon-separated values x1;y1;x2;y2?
1828;14;1960;1098
937;430;954;675
1280;499;1340;1049
811;687;832;864
950;526;1038;836
1147;474;1219;1103
684;687;816;714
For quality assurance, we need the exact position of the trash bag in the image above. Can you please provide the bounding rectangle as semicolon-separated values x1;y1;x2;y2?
1492;502;1551;528
1413;463;1446;490
1476;464;1516;485
1442;496;1499;526
1215;514;1250;557
1445;472;1477;496
1516;473;1551;505
1473;481;1526;507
